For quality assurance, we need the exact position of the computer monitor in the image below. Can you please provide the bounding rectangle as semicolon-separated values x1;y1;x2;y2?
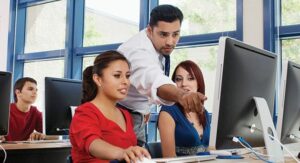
209;37;278;150
0;71;12;136
277;60;300;144
45;77;82;135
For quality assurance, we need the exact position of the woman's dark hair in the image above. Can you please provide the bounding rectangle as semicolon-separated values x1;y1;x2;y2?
149;4;183;27
171;60;207;129
81;50;130;104
14;77;37;102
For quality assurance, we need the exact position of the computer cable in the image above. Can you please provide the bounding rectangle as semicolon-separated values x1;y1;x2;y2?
232;136;273;163
232;137;270;157
0;144;7;163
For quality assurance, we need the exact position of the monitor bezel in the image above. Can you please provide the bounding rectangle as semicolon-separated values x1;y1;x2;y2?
45;77;82;135
0;71;12;136
277;60;300;144
209;37;278;150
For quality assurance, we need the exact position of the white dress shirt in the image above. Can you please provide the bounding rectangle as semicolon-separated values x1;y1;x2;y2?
117;29;175;115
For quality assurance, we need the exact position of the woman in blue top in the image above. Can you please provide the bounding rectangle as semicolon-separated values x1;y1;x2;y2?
158;60;210;157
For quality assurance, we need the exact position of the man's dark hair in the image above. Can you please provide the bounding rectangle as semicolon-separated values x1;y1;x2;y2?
149;4;183;27
14;77;37;102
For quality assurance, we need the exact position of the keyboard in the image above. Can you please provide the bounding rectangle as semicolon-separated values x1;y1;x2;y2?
152;155;217;163
4;139;69;144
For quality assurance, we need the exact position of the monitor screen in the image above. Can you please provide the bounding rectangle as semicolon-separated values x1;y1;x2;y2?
277;60;300;144
0;71;12;136
209;37;277;150
45;77;82;135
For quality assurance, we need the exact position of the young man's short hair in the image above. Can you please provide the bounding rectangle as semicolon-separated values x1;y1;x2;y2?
14;77;37;102
149;4;183;27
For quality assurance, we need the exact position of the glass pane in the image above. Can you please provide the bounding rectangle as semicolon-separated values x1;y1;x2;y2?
159;0;236;36
84;0;140;46
82;55;96;71
25;0;67;53
170;46;218;112
282;39;300;63
23;59;64;113
281;0;300;26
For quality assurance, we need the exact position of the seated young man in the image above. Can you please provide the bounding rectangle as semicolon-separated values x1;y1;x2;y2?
5;77;45;141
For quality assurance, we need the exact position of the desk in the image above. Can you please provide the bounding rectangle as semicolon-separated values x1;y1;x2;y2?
153;143;300;163
0;142;71;163
153;154;298;163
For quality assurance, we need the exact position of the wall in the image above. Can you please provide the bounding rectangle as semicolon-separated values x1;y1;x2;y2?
0;0;10;71
243;0;263;48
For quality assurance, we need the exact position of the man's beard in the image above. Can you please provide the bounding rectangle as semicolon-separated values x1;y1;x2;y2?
159;47;174;55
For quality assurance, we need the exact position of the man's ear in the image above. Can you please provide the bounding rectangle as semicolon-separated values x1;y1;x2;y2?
146;25;153;35
92;74;102;87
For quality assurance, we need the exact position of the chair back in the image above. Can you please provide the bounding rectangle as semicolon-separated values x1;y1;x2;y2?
66;154;72;163
146;142;162;158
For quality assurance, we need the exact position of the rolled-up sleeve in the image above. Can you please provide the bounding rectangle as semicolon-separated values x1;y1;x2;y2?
127;49;175;106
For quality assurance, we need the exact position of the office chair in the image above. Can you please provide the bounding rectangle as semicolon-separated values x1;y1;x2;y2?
66;154;72;163
145;142;162;158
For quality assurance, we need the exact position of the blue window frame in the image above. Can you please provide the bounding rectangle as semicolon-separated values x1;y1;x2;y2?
9;0;243;81
263;0;300;122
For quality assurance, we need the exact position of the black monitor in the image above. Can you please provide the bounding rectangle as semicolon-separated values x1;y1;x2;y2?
45;77;82;135
277;60;300;144
0;71;12;136
209;37;277;150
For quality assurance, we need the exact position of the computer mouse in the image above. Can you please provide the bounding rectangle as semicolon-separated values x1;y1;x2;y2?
136;157;155;163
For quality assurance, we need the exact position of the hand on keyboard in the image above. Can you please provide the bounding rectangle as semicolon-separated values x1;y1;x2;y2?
28;131;46;141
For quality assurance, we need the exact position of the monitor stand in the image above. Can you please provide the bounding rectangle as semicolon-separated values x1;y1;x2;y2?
253;97;284;162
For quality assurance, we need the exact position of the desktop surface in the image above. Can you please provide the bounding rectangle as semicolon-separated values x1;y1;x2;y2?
0;140;71;150
3;139;69;144
0;140;71;163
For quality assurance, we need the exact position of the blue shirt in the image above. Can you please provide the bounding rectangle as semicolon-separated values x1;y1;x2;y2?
160;104;211;156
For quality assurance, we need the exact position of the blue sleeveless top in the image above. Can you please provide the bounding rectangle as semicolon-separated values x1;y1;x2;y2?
160;104;211;156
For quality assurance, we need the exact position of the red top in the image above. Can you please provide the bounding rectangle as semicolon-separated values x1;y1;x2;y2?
69;102;137;163
5;103;43;141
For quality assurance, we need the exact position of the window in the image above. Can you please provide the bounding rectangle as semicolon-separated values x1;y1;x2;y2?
82;55;96;71
281;38;300;63
281;0;300;26
23;59;64;112
159;0;236;36
24;0;67;53
84;0;140;46
170;46;218;112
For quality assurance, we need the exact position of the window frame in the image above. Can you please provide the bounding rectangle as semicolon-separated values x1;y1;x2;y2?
10;0;243;82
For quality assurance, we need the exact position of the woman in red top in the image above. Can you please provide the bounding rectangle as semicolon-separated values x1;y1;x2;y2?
69;50;150;163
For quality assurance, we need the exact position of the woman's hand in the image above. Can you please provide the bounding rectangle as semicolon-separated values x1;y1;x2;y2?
122;146;151;163
28;131;46;141
0;136;5;142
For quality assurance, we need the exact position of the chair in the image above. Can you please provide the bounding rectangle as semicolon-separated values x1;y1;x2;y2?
66;154;72;163
145;142;162;158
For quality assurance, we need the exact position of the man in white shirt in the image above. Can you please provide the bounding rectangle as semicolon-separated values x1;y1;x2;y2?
118;4;206;146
